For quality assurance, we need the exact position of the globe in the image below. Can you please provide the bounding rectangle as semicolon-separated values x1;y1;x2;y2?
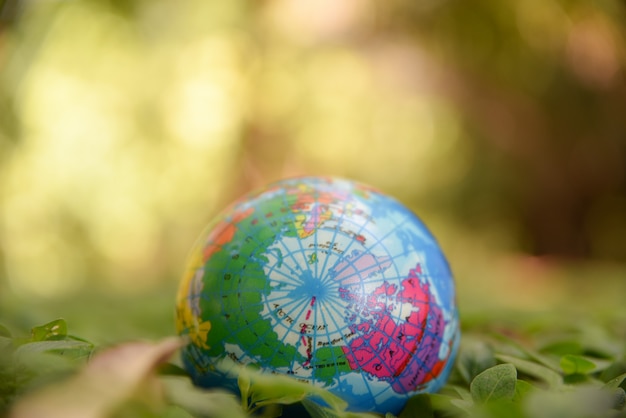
176;176;460;414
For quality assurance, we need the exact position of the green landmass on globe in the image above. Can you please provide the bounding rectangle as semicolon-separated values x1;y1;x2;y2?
176;177;460;414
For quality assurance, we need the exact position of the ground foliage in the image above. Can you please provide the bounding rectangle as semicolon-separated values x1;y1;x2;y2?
1;313;624;418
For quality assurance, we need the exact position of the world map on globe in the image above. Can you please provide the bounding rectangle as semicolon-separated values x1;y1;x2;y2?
176;177;460;414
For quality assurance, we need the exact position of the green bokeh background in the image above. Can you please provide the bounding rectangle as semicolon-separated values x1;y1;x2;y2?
0;0;625;342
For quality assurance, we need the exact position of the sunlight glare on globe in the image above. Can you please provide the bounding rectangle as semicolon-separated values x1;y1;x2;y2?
176;176;460;414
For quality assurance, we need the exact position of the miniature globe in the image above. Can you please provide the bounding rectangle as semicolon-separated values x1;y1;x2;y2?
176;177;460;414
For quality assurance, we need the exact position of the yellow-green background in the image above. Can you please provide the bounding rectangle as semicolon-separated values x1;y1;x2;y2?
1;0;625;341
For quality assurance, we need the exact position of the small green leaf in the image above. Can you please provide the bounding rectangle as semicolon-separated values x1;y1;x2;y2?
446;385;473;402
30;319;67;341
492;333;561;371
162;377;247;418
513;379;534;402
496;354;563;388
429;393;471;415
235;365;347;413
563;373;592;385
448;398;473;412
560;355;596;375
301;399;379;418
65;334;94;345
604;372;626;389
251;392;306;409
456;338;497;385
398;394;433;418
10;337;185;418
238;368;251;410
540;340;583;356
470;363;517;403
248;374;308;408
14;340;93;360
480;398;523;418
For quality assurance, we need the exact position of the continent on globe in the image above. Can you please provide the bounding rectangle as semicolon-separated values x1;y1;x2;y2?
176;176;460;415
340;264;448;393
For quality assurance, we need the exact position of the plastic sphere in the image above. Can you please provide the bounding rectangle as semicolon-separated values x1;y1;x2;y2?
176;176;460;414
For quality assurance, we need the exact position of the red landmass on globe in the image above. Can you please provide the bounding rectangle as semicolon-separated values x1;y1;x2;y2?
340;264;448;393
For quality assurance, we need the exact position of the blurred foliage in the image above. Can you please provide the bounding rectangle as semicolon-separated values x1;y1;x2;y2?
2;313;625;417
0;0;625;294
0;0;625;339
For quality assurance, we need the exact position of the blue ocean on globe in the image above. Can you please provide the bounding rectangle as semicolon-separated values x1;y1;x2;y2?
176;176;460;414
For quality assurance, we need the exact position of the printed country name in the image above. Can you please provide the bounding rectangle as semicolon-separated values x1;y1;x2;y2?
272;304;328;332
331;225;367;244
308;360;348;370
300;323;327;333
307;241;345;255
273;304;295;324
317;331;356;346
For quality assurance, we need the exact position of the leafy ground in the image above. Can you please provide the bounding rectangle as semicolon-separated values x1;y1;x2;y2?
1;261;625;418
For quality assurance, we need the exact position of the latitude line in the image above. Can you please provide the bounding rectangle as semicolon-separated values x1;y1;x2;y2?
278;188;317;287
316;203;347;288
328;211;415;280
316;201;375;287
277;188;324;363
313;298;350;386
232;192;306;371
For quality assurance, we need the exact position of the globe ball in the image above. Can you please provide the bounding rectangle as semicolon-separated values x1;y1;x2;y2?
176;176;460;414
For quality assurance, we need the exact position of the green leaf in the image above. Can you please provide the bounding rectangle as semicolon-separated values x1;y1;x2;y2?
563;373;593;385
398;394;433;418
247;374;309;409
496;354;563;389
30;319;67;341
238;367;251;410
456;338;497;385
540;340;583;356
560;355;596;375
65;334;94;345
429;393;472;415
479;398;524;418
14;340;93;360
470;363;517;403
445;384;473;402
493;334;561;372
604;372;626;389
233;365;347;413
513;379;534;402
162;376;247;418
448;398;473;412
9;337;185;418
301;399;380;418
